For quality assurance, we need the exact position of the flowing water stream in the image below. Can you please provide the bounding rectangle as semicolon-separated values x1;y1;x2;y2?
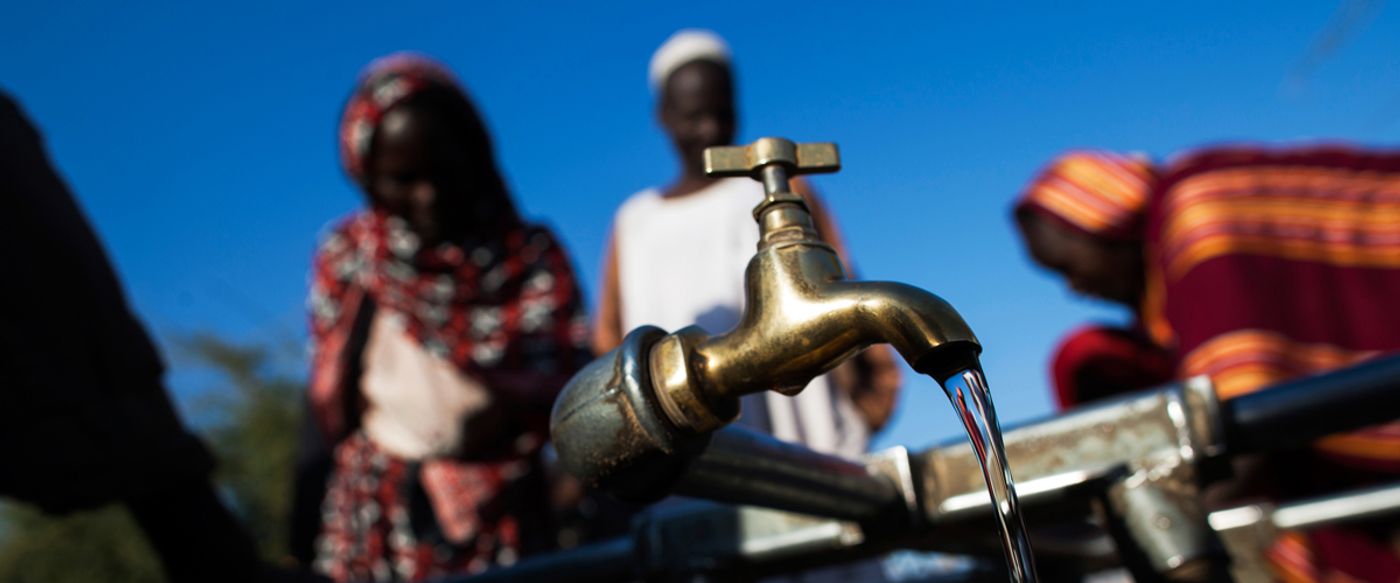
937;368;1039;582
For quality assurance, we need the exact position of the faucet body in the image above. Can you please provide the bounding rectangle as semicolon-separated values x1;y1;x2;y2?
551;138;981;494
651;208;981;435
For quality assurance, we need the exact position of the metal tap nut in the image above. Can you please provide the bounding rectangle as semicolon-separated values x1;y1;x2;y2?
650;326;737;433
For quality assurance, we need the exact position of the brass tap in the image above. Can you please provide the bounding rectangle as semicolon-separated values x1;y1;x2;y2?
551;137;982;494
652;137;982;433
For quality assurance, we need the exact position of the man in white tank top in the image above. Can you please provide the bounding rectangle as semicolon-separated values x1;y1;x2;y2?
592;30;902;460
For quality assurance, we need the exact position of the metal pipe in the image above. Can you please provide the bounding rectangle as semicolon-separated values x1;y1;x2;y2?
444;538;635;583
1211;483;1400;583
1273;482;1400;530
761;163;790;197
1223;353;1400;454
672;426;907;526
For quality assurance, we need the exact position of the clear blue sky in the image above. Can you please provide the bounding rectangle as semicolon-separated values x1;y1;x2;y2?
4;1;1397;450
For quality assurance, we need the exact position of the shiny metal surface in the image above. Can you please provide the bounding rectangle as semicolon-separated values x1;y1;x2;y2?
1209;484;1400;583
1223;352;1400;454
634;502;871;581
921;387;1202;512
704;138;840;179
1273;482;1400;528
936;465;1125;516
1207;503;1277;583
652;137;981;435
672;425;907;526
456;501;1014;583
541;348;1400;583
864;446;921;527
1180;375;1225;459
918;382;1220;581
551;137;982;495
1105;464;1212;580
550;325;698;501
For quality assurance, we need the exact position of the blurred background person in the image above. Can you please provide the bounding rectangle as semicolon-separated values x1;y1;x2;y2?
297;54;591;582
1014;145;1400;582
0;91;303;583
1013;151;1176;410
592;29;902;461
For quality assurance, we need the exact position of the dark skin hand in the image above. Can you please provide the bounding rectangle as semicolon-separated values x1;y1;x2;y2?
658;59;736;198
367;103;506;247
1017;211;1144;308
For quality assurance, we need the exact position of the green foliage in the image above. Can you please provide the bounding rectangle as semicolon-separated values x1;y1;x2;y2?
187;333;305;560
0;333;305;580
0;504;165;583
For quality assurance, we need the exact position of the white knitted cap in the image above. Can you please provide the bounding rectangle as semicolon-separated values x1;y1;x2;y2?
648;29;731;92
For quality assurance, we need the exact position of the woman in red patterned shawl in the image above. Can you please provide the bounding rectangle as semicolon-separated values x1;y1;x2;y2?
1015;145;1400;582
300;53;590;582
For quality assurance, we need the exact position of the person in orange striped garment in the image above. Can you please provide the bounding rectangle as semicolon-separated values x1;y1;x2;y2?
1013;151;1177;411
1014;145;1400;583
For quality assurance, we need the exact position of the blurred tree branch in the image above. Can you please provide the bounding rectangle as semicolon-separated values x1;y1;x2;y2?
0;332;305;581
1283;0;1382;95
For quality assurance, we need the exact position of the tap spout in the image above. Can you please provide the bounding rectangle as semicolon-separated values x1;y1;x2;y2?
647;201;980;434
705;278;980;397
650;242;980;434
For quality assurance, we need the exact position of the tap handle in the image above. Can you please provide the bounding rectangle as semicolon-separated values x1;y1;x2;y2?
706;138;841;216
704;137;841;183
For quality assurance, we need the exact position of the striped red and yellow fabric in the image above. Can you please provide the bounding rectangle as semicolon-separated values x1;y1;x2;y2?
1151;145;1400;583
1267;527;1400;583
1180;330;1376;400
1156;154;1400;282
1268;531;1322;583
1143;144;1400;473
1016;150;1157;240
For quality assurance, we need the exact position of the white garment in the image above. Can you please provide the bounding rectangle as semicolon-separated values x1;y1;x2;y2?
360;310;492;460
613;178;869;458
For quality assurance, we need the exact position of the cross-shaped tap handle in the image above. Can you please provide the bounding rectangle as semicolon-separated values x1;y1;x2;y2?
704;137;840;182
704;138;840;219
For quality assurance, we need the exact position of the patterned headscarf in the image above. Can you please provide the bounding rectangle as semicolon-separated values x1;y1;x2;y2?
1015;150;1157;241
339;53;464;181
